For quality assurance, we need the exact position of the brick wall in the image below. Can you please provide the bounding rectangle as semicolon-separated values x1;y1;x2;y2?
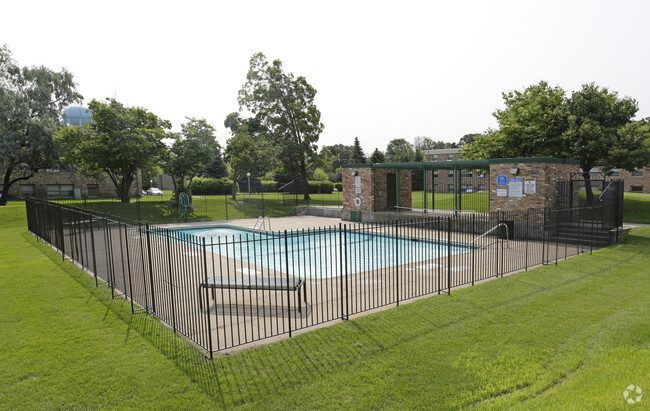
489;162;579;211
3;169;142;199
342;167;412;217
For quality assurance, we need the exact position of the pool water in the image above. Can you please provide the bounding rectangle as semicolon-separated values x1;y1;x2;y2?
176;226;471;279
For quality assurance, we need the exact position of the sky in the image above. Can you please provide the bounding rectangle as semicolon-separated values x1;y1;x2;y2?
3;0;650;154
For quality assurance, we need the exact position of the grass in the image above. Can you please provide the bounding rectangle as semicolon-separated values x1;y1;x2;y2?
619;192;650;224
1;199;649;408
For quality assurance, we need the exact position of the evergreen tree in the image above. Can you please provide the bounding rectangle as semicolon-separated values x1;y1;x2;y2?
351;137;367;163
369;148;386;163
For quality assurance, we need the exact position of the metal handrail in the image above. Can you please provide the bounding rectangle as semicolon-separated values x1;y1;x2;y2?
470;223;509;249
598;181;614;203
253;216;271;231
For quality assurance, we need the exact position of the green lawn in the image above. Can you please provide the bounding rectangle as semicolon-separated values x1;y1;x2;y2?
1;200;649;408
619;192;650;224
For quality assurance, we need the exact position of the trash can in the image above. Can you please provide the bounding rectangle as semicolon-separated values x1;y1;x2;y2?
498;220;514;240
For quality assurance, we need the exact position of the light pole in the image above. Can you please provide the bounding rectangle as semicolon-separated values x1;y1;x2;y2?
247;172;251;195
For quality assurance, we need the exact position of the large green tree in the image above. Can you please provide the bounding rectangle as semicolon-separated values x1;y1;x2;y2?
164;117;218;196
224;112;278;199
369;148;386;163
464;81;648;204
238;53;324;200
0;45;82;205
385;138;416;163
55;98;170;202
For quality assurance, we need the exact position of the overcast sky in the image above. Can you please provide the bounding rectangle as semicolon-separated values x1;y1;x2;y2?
3;0;650;154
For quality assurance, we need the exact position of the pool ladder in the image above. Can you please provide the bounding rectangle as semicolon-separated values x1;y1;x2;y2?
253;216;271;231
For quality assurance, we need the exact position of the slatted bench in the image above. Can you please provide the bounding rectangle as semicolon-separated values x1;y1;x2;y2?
199;276;307;313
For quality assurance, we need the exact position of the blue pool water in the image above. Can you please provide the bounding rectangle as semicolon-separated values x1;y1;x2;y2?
175;226;471;279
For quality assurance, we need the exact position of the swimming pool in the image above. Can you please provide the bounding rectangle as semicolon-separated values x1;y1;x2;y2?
175;226;472;279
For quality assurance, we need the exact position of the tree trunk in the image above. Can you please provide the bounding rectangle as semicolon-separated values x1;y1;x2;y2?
119;176;133;203
582;171;596;205
231;179;238;201
300;162;310;201
0;168;12;206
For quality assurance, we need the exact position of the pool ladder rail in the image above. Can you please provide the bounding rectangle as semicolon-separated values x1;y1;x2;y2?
253;216;272;231
470;223;510;249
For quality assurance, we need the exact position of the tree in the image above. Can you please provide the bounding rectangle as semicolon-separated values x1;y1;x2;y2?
201;146;228;178
413;136;457;150
238;53;324;200
563;83;642;203
351;137;367;163
321;143;354;169
0;45;82;205
224;112;278;199
463;82;649;204
458;133;482;147
385;138;416;163
55;98;170;202
164;118;218;197
369;148;386;163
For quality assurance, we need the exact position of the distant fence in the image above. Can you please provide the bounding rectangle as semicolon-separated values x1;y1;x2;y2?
49;192;344;224
26;197;623;356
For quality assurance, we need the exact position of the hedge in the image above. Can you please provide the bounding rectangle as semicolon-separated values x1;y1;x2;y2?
308;180;334;194
188;177;233;195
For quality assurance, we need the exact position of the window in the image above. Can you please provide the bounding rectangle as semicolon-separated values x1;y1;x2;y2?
447;154;454;161
461;184;473;193
461;170;473;178
448;170;454;177
478;184;486;191
433;170;438;176
632;169;644;177
47;184;74;198
87;184;99;198
432;154;439;161
609;169;620;177
631;186;643;192
433;184;439;192
20;184;35;197
448;184;454;192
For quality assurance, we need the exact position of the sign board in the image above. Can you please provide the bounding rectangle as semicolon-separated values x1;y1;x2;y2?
524;180;536;194
497;174;508;186
508;178;523;198
354;176;361;194
497;188;508;197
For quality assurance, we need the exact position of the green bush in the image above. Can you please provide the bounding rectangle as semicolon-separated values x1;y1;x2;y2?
308;180;334;194
260;180;278;192
334;182;343;192
189;177;233;195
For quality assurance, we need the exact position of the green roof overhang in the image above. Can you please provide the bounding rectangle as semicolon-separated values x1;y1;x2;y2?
341;157;580;170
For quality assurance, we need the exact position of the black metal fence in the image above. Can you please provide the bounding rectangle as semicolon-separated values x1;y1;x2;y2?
49;192;343;225
25;197;623;356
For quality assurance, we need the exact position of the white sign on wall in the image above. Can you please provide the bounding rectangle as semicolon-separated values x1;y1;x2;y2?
509;178;523;198
355;176;361;194
497;188;508;197
524;180;536;194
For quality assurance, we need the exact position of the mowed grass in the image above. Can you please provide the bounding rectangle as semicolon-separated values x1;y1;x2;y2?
1;200;649;408
620;192;650;224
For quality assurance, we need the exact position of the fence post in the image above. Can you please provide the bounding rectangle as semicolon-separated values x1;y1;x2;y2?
395;219;400;306
590;206;594;254
447;217;451;295
541;208;547;265
124;224;135;313
166;230;177;333
145;222;156;312
202;237;213;359
471;213;475;286
339;223;348;320
284;230;292;337
137;197;141;223
89;214;98;286
225;195;229;221
57;203;65;261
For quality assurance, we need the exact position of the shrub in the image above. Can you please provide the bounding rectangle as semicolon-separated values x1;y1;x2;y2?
308;180;334;194
189;177;233;195
334;182;343;192
260;180;278;192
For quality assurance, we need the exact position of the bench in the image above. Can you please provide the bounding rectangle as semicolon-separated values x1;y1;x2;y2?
199;276;307;313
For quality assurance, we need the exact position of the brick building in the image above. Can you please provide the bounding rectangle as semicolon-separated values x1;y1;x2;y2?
0;168;142;200
423;148;488;194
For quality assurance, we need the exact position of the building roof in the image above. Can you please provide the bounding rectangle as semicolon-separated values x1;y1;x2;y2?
342;157;581;170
